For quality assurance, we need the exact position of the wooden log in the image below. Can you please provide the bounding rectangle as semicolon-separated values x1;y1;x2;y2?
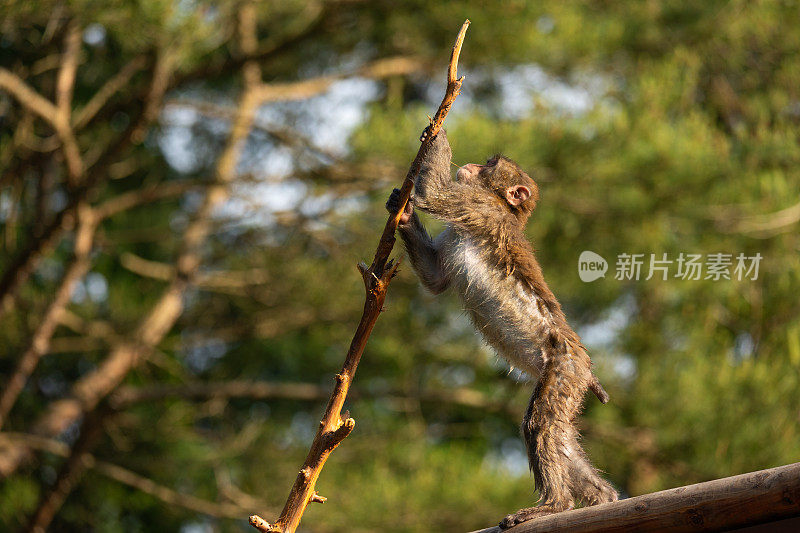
471;462;800;533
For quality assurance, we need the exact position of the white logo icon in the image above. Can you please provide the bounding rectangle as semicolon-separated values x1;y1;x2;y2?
578;251;608;282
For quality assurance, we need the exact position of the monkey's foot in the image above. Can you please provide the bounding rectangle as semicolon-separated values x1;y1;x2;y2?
498;503;572;530
577;480;618;506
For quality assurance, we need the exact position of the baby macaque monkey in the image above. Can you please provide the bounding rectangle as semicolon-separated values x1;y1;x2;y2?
386;127;617;528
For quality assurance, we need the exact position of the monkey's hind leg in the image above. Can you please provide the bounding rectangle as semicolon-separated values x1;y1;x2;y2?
499;362;579;529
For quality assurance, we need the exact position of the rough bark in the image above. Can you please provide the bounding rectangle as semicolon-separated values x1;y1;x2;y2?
470;462;800;533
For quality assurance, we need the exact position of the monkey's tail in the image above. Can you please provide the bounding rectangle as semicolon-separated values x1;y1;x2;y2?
589;375;609;404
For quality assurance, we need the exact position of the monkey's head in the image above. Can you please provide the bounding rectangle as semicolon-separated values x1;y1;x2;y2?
456;155;540;219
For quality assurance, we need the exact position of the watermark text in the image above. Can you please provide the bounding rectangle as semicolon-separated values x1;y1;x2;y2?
578;251;762;282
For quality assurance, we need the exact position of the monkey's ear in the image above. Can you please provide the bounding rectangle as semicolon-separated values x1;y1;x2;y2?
505;185;531;206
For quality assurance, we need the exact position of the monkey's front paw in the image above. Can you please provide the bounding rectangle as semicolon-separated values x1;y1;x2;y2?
385;188;401;213
498;504;572;530
385;188;413;225
419;124;434;143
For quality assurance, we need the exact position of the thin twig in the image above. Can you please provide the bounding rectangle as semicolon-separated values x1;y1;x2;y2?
369;20;469;272
249;19;470;533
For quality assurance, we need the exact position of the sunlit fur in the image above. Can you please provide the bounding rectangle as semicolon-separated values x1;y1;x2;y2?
387;130;617;529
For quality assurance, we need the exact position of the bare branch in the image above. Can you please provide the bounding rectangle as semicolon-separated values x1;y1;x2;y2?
56;21;81;124
0;26;84;183
166;99;340;162
120;252;270;289
94;180;202;220
74;0;325;136
250;20;470;533
53;21;85;184
30;54;69;77
216;465;271;512
0;0;264;479
73;55;148;130
0;205;74;319
41;4;67;45
732;201;800;237
80;47;160;174
0;68;60;125
24;406;109;532
110;380;518;419
130;51;175;145
57;125;84;185
96;458;267;519
0;51;169;319
0;433;266;520
0;205;96;430
174;1;325;87
57;309;121;343
251;55;424;103
112;381;331;408
119;252;175;281
238;1;261;88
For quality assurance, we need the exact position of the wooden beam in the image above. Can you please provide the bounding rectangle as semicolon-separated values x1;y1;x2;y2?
471;462;800;533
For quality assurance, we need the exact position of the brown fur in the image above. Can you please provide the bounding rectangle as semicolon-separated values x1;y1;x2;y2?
386;129;617;529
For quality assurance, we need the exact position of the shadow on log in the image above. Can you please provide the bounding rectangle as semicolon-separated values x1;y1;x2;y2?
471;462;800;533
